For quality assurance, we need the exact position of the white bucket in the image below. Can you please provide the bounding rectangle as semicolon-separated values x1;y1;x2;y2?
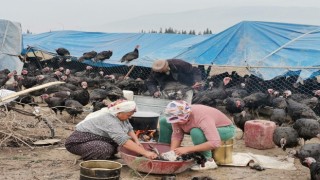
123;90;134;101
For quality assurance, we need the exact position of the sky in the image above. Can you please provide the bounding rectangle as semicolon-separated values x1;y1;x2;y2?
1;0;320;34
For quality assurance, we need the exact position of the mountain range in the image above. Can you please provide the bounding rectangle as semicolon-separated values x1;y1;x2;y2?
88;6;320;34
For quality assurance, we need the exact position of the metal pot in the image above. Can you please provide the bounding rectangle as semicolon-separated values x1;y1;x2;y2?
129;111;160;130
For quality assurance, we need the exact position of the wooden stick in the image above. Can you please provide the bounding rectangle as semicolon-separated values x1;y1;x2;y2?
0;81;65;102
124;65;135;79
0;130;34;150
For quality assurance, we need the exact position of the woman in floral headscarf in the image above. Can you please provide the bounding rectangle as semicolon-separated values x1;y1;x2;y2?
65;99;158;160
159;100;236;170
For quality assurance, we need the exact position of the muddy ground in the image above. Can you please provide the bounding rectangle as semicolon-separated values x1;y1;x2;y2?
0;104;318;180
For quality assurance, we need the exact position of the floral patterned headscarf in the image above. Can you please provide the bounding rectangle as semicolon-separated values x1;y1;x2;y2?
164;100;191;123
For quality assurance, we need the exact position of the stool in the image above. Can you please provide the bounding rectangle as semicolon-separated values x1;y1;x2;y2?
244;120;276;149
213;139;234;165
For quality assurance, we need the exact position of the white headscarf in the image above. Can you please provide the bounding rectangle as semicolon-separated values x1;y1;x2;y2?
80;100;137;124
108;99;137;116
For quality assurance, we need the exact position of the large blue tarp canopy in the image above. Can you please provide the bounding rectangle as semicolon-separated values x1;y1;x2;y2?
23;31;211;68
176;21;320;80
23;21;320;80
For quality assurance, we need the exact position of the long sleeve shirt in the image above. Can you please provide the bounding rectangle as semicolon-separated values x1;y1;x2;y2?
76;108;133;146
146;59;202;95
171;104;233;148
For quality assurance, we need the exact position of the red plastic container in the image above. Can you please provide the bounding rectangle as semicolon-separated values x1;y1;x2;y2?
244;120;276;149
119;142;194;174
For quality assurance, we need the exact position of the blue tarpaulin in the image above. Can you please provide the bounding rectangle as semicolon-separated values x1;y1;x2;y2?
176;21;320;80
23;21;320;80
23;31;211;68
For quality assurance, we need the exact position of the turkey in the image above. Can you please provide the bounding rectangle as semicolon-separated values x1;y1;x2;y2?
41;94;66;115
293;118;320;143
55;48;70;56
74;66;93;77
65;99;83;124
120;45;139;63
303;157;320;180
243;89;274;117
0;71;14;87
94;50;113;62
272;127;299;151
92;100;108;112
89;88;109;102
270;108;290;126
192;77;231;107
223;97;245;115
289;143;320;167
233;110;255;138
71;81;90;106
78;51;97;62
284;90;319;121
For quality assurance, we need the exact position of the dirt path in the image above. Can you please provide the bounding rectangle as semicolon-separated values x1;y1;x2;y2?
0;106;316;180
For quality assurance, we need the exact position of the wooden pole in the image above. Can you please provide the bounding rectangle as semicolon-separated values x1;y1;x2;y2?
124;65;135;79
0;81;65;102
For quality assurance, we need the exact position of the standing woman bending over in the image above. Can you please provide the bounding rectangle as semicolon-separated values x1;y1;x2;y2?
65;99;158;160
159;100;236;170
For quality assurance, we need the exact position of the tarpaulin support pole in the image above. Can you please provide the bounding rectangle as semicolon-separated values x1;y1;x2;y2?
31;48;43;70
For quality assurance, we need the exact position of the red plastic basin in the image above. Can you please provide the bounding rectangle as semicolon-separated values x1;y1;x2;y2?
119;142;194;174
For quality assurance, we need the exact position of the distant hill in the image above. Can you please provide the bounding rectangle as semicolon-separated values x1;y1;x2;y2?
89;6;320;34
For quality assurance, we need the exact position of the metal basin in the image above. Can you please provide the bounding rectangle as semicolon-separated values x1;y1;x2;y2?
119;142;194;175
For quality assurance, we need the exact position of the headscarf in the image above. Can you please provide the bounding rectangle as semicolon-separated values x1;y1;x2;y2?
108;99;137;116
164;100;191;123
81;99;137;122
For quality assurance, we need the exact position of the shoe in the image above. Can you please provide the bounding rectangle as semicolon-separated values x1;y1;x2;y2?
191;159;218;171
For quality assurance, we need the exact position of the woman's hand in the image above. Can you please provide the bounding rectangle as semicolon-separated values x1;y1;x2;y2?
173;146;191;156
135;141;144;148
192;82;202;90
143;151;158;159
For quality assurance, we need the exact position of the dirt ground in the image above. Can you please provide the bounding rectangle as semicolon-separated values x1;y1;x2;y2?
0;104;318;180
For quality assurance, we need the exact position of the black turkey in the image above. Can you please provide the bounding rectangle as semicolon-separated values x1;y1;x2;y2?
293;118;320;142
120;45;139;63
41;94;66;115
65;99;83;124
71;81;90;106
78;51;97;62
233;110;255;138
289;143;320;167
192;77;231;107
90;88;108;102
243;89;274;117
55;48;70;56
284;90;319;121
273;127;299;151
303;157;320;180
270;108;290;126
94;50;113;62
223;97;245;115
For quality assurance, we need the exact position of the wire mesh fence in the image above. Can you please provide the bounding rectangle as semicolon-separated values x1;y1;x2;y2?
21;53;320;99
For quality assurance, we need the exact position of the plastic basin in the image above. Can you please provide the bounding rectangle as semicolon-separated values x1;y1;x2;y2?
119;142;194;174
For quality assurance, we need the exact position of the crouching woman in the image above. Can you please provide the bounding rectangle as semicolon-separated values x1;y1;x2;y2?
159;100;236;170
65;99;158;160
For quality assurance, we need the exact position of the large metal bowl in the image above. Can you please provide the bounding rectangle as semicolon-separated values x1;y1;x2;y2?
119;142;194;175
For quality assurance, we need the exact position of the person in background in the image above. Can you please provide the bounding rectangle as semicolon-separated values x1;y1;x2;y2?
159;100;236;170
146;59;202;98
65;99;158;160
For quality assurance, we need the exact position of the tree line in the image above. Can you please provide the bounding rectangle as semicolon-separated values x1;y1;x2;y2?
140;27;213;35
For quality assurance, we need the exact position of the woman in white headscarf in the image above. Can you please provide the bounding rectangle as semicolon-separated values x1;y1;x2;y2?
65;99;158;160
